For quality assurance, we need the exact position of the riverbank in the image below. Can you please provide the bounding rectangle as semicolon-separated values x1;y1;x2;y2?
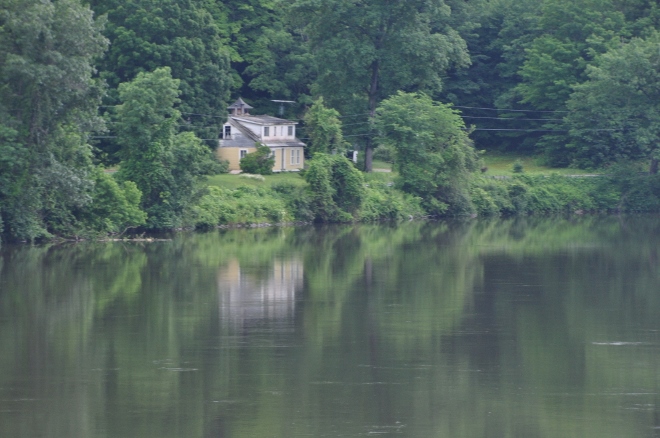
191;164;660;231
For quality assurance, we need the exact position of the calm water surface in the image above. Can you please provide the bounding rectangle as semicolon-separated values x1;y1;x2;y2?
1;216;660;437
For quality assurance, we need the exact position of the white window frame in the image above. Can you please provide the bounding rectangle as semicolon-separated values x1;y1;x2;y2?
264;126;270;137
239;149;248;159
291;148;300;165
288;125;293;137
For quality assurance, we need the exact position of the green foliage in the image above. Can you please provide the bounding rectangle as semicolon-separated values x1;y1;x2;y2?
601;163;660;211
193;185;292;228
512;159;525;173
239;144;275;175
566;32;660;171
304;154;366;222
115;67;220;229
90;0;232;151
376;92;480;216
79;169;147;235
471;173;625;215
303;97;345;157
289;0;470;170
359;185;425;222
373;145;395;164
0;0;108;241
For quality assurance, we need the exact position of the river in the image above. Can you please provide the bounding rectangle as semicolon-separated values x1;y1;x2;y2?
1;215;659;437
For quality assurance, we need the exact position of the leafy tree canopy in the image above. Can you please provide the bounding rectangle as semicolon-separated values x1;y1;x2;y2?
566;32;660;172
0;0;108;240
90;0;232;154
376;92;479;215
114;67;220;229
303;97;346;157
289;0;470;170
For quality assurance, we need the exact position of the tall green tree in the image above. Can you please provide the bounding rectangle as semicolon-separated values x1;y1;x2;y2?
376;92;479;215
303;97;345;157
0;0;108;240
514;0;627;165
289;0;470;171
114;67;220;229
566;33;660;173
89;0;232;155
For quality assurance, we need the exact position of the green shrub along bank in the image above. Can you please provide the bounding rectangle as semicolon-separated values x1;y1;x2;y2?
190;166;660;230
192;170;426;229
472;170;660;216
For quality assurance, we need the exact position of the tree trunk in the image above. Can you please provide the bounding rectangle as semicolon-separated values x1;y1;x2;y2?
650;158;659;175
364;61;379;172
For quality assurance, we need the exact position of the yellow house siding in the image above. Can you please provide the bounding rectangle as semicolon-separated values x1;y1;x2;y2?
271;147;304;172
217;146;256;171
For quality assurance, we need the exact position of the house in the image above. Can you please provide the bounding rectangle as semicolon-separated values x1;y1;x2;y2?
217;98;305;172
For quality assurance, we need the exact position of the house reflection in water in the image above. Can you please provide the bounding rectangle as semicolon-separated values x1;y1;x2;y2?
217;258;303;327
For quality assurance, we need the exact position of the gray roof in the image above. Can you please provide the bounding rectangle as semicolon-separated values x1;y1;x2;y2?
227;97;253;110
232;115;296;126
262;139;306;148
219;117;305;149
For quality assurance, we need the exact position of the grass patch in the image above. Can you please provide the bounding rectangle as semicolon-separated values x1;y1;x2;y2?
207;171;307;189
372;159;392;171
481;152;596;176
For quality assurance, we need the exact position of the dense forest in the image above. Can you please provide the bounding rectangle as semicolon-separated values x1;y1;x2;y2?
2;0;660;241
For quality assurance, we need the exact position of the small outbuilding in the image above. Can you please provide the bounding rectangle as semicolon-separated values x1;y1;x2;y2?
217;98;305;172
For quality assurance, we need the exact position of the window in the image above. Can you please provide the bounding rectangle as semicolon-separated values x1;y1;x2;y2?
288;125;293;136
223;125;231;139
239;149;247;159
291;148;300;165
264;126;270;137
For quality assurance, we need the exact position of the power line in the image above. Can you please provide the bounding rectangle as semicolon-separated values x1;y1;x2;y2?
466;128;616;132
452;105;570;113
461;115;564;122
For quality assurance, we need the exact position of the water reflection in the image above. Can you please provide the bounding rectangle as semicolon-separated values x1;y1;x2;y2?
0;217;660;437
217;258;302;327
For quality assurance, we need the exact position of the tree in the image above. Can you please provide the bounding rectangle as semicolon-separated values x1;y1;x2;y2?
289;0;470;171
89;0;232;156
114;67;220;229
565;33;660;173
239;144;275;175
376;92;479;215
78;169;147;235
304;154;365;222
0;0;108;240
303;98;345;157
514;0;627;165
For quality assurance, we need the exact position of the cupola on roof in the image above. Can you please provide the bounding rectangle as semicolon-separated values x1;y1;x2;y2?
227;98;253;116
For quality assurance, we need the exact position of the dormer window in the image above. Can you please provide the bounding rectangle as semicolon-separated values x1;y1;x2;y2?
223;125;231;139
288;126;293;136
264;126;270;137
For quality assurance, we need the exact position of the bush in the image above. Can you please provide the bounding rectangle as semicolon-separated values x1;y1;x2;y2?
79;169;147;235
305;154;365;222
512;159;524;173
359;184;425;221
373;144;395;163
240;144;275;175
193;185;292;228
